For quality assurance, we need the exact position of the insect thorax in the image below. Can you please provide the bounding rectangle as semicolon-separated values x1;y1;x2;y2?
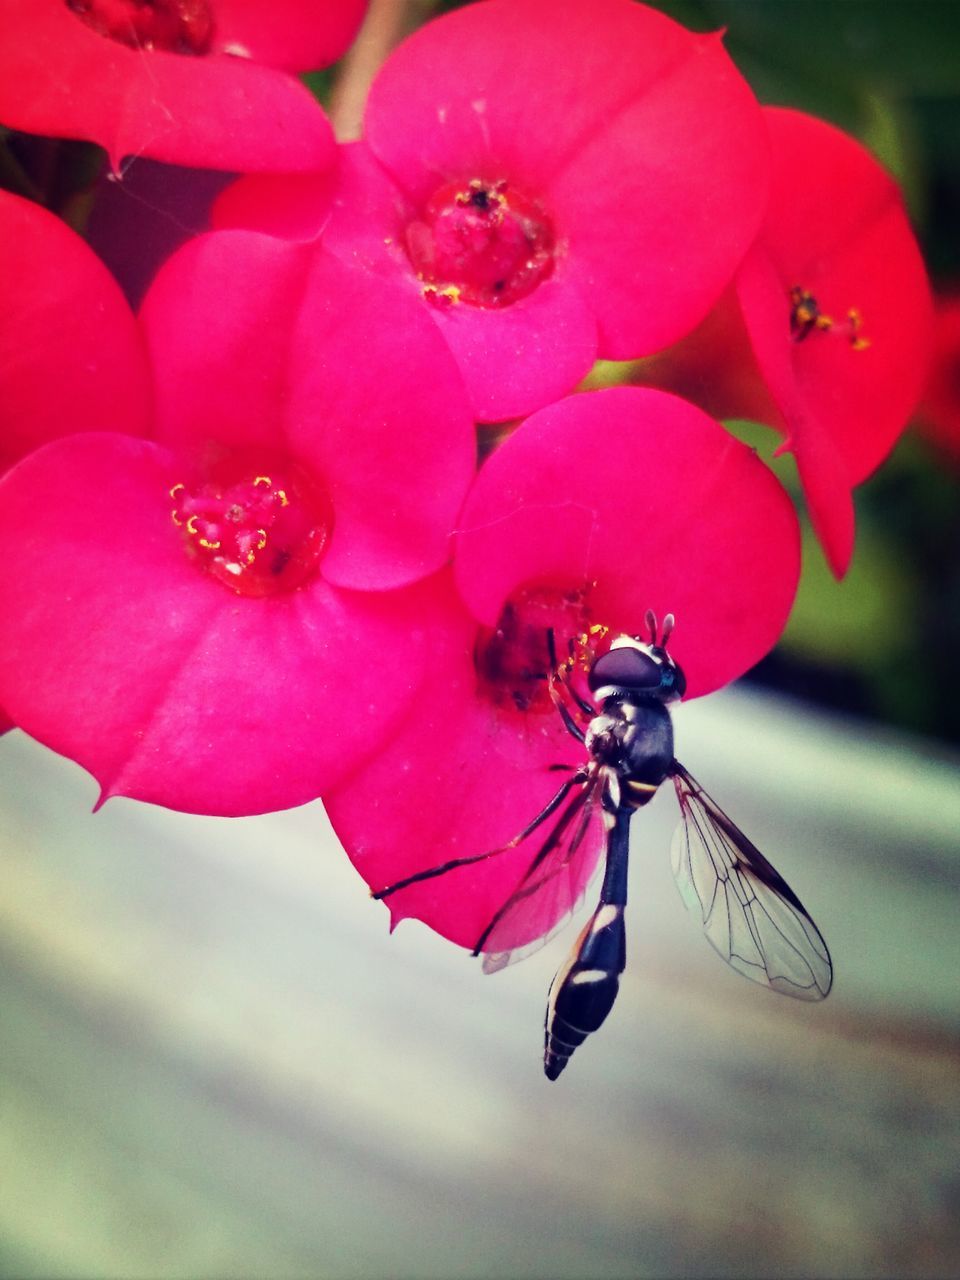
585;695;675;793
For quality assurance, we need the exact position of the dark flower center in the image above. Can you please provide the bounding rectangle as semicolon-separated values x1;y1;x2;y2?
789;285;870;350
170;454;332;597
474;583;592;715
65;0;215;55
406;178;556;309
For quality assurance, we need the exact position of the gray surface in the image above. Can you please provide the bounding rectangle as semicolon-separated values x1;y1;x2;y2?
1;686;959;1279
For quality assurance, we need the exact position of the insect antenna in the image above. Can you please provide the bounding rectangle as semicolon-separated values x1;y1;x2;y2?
643;608;676;650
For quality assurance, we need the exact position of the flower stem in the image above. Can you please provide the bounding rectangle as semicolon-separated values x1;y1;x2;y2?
329;0;439;141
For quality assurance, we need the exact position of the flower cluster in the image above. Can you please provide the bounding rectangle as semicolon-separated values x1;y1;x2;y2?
0;0;932;950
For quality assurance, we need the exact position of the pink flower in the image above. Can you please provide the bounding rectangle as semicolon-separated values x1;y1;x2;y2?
0;188;152;737
0;0;367;171
213;0;770;421
629;108;933;578
0;231;475;814
327;386;801;951
736;108;933;576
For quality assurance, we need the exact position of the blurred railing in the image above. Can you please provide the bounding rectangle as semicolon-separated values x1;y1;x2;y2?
1;686;958;1278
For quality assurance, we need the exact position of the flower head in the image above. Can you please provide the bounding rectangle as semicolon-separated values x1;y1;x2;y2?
629;107;933;577
214;0;770;420
0;232;475;814
327;386;801;950
736;108;933;575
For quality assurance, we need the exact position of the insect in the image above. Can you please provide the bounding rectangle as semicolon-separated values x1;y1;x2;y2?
374;612;833;1079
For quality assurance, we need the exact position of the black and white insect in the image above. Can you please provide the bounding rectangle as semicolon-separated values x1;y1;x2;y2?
374;612;833;1080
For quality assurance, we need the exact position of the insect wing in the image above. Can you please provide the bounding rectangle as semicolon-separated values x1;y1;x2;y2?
478;773;608;974
670;764;833;1000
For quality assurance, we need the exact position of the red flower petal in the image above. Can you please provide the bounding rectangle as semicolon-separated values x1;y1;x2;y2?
212;168;338;241
0;0;335;172
211;142;373;242
546;29;769;358
736;244;855;577
0;189;151;471
211;0;368;71
736;108;933;576
420;277;598;424
0;434;455;815
326;577;598;951
453;387;801;698
139;230;476;589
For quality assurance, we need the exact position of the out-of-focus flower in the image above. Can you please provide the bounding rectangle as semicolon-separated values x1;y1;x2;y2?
213;0;770;421
0;188;152;736
0;232;475;814
630;108;932;578
0;0;367;171
918;290;960;460
327;386;801;951
736;108;933;577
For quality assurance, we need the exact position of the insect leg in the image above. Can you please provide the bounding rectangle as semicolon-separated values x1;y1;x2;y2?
372;771;588;901
546;628;591;743
471;779;599;955
547;628;595;715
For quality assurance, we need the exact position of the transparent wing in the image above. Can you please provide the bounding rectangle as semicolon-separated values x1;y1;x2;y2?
670;763;833;1000
477;770;609;974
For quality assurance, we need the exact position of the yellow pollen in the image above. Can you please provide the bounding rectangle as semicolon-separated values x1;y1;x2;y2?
565;622;611;672
169;483;185;500
186;514;200;535
791;285;869;351
253;475;272;489
255;529;268;550
171;510;182;526
198;537;221;550
422;282;462;305
847;308;871;350
276;488;290;507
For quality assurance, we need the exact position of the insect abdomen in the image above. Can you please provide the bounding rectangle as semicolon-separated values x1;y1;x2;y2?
543;901;626;1080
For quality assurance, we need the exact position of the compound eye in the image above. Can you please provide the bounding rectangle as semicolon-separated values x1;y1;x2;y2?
588;645;662;693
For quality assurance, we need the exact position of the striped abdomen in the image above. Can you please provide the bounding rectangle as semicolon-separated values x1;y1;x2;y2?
543;898;627;1080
